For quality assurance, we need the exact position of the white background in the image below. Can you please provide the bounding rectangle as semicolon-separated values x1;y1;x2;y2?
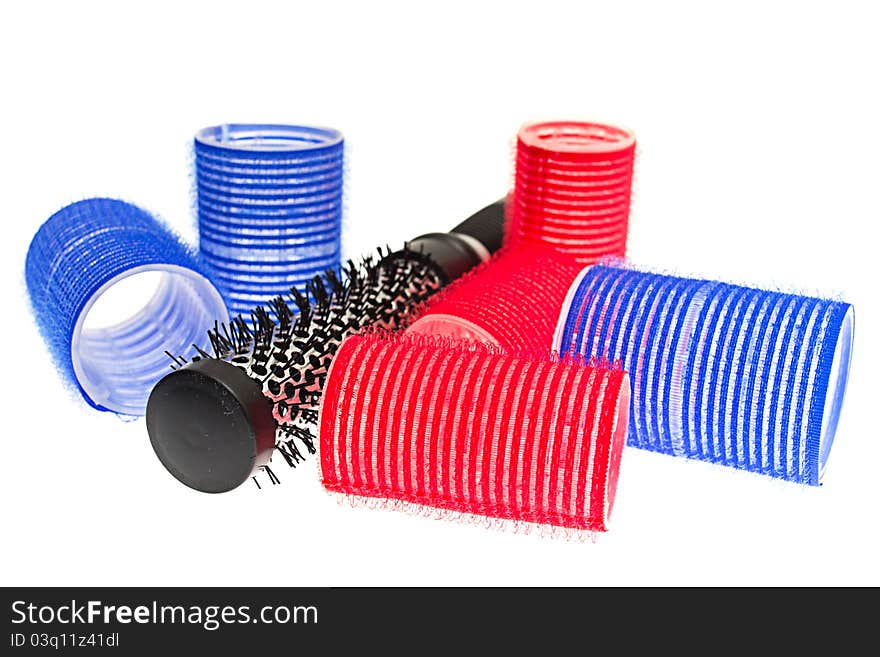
1;1;877;586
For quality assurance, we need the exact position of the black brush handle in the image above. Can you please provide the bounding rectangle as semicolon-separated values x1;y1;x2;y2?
406;197;506;283
449;197;506;254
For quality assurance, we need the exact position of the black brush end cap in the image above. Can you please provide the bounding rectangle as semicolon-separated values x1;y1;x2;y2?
146;358;276;494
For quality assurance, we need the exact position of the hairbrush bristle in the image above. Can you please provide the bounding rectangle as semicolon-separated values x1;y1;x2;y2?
168;245;446;487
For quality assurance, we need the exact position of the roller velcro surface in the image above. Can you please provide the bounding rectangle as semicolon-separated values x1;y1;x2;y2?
195;124;344;316
555;263;854;485
507;120;636;264
407;245;583;352
406;121;635;349
25;198;227;414
320;334;630;533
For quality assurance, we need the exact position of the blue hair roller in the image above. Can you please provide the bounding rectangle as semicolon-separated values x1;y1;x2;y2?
554;263;854;485
25;198;228;415
194;124;345;316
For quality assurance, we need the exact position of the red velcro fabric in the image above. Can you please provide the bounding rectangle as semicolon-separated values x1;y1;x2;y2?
406;120;635;350
507;120;636;264
320;334;630;533
407;245;583;352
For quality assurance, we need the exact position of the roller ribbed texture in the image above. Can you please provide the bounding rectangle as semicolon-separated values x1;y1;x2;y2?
555;263;855;485
25;198;228;415
408;245;582;352
195;124;344;316
508;120;636;264
406;120;635;349
320;334;630;533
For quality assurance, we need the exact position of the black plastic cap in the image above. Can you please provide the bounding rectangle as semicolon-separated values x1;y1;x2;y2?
146;358;276;494
449;197;506;255
405;232;484;283
402;197;507;283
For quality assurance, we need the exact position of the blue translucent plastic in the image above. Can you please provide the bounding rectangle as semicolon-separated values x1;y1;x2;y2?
25;198;228;415
194;124;344;316
554;263;854;485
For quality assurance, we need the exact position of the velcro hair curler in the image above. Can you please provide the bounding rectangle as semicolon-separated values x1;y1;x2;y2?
146;200;507;493
25;198;228;415
554;262;855;485
507;120;636;264
407;244;583;352
407;120;636;350
320;333;630;534
195;123;345;316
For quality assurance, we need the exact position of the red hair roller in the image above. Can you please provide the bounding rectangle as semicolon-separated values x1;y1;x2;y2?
507;120;636;264
406;120;635;350
407;244;583;352
319;334;630;534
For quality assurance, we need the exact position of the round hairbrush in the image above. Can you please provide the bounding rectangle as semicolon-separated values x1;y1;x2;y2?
146;199;507;493
507;119;636;264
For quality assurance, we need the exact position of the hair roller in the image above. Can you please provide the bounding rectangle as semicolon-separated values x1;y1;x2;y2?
507;120;636;264
406;120;635;350
319;334;631;534
195;123;345;316
407;245;582;352
25;198;228;415
555;262;854;485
